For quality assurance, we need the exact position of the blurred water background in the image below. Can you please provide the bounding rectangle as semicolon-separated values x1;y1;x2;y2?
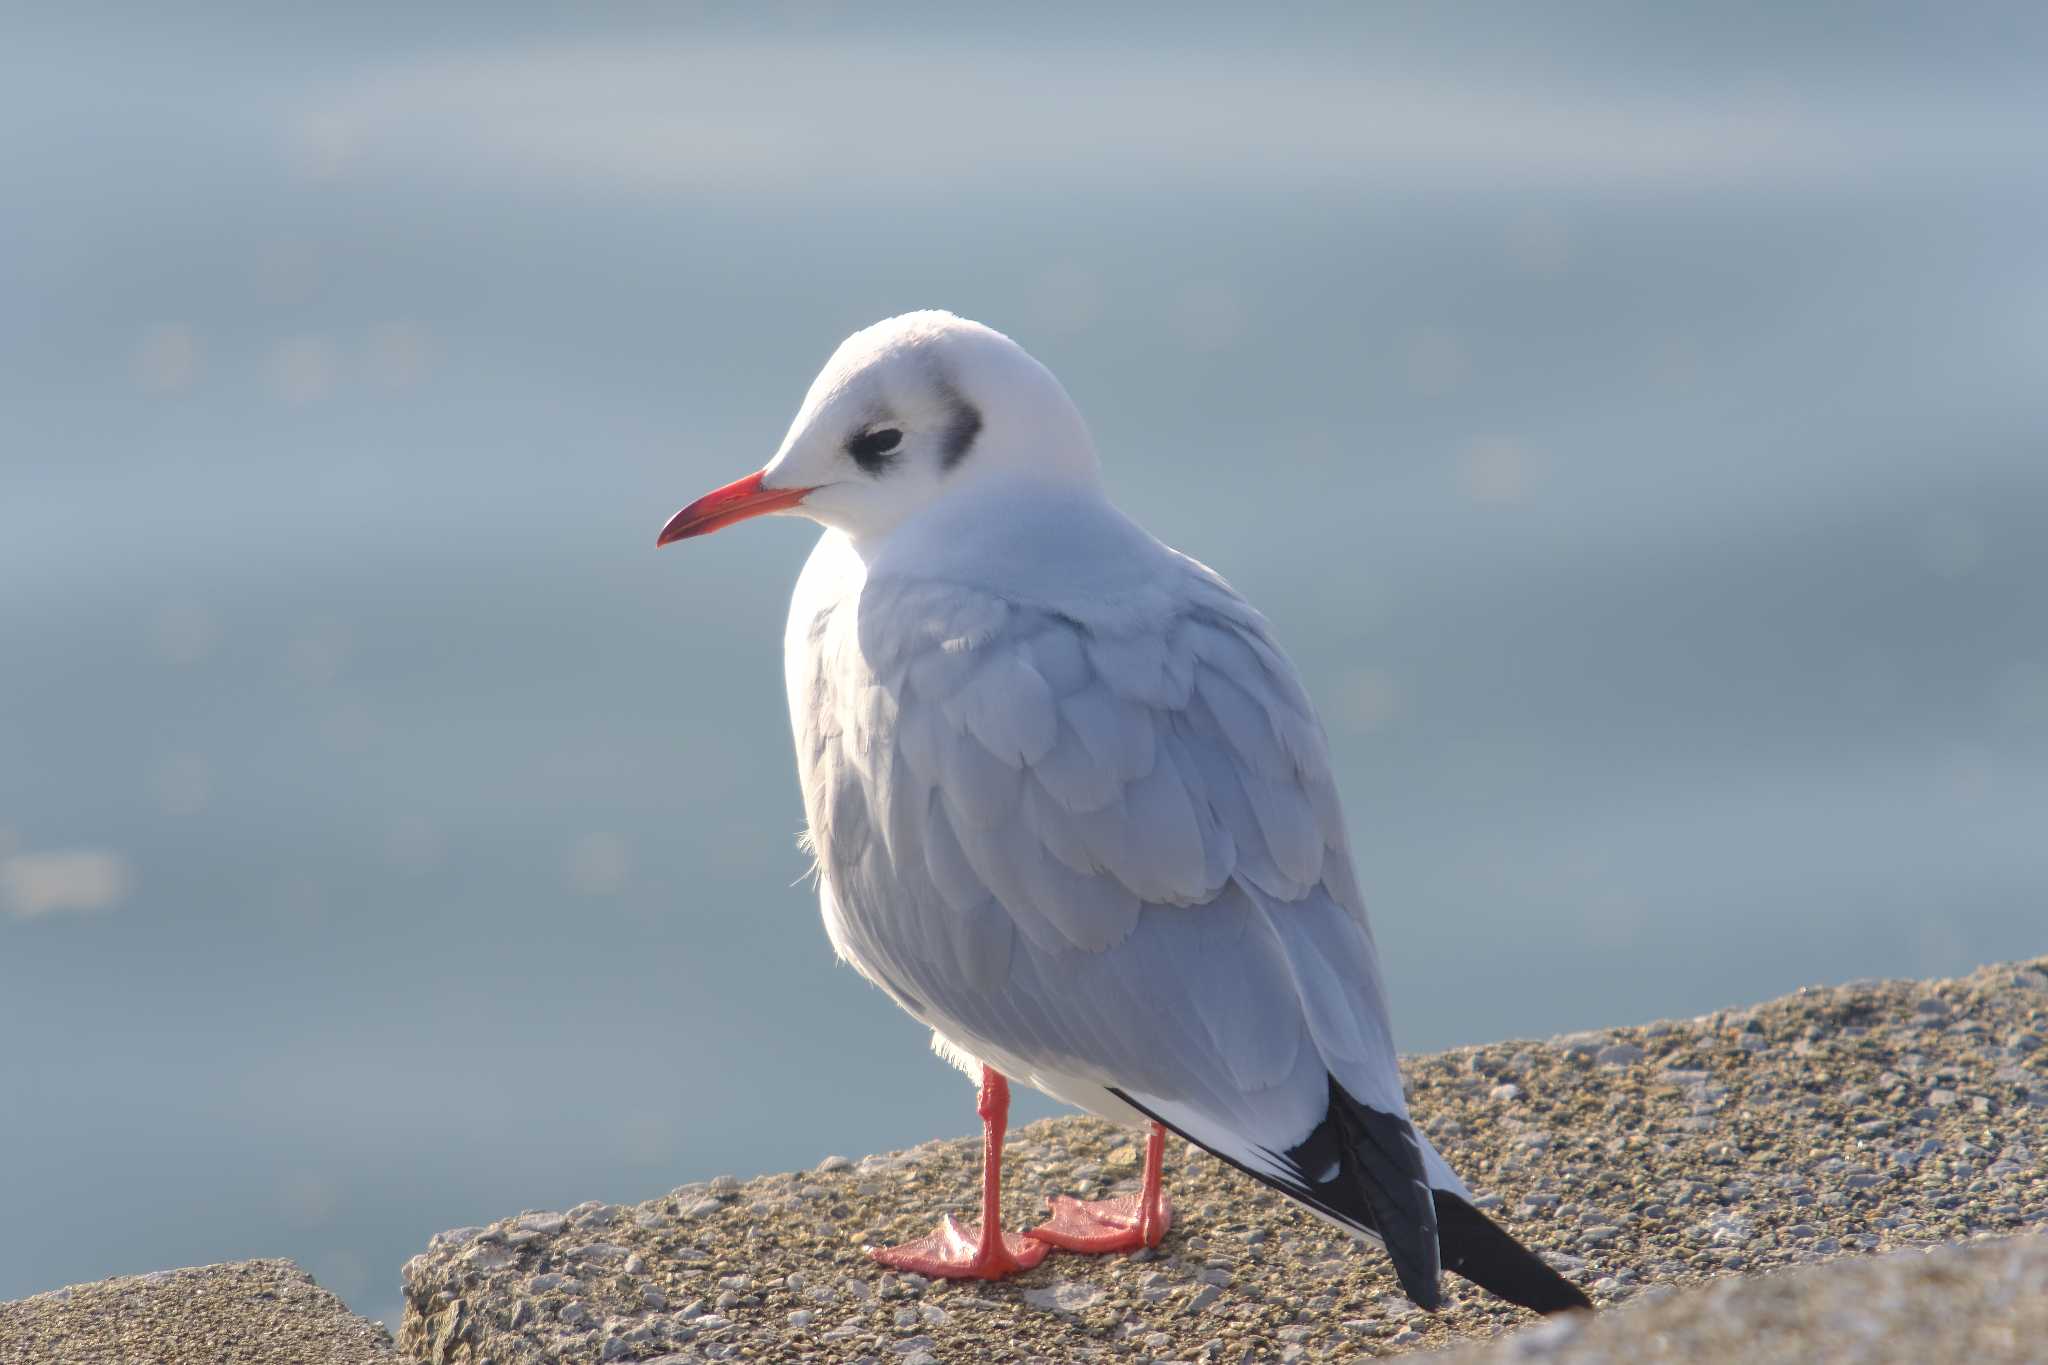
4;1;2046;1329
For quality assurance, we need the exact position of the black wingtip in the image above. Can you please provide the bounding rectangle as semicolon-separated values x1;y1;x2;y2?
1435;1190;1593;1315
1112;1082;1592;1317
1112;1078;1444;1310
1321;1080;1443;1311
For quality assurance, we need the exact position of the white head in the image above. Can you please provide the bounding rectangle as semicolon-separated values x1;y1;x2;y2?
658;311;1102;551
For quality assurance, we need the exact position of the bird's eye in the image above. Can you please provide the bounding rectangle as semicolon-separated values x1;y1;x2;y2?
846;427;903;471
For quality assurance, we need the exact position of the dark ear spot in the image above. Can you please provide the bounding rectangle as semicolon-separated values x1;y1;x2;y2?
940;397;982;470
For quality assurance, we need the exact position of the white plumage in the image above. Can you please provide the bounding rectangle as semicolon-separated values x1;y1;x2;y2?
658;310;1588;1315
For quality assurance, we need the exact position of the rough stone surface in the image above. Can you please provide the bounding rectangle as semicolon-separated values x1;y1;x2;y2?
0;1259;402;1365
388;955;2042;1362
1419;1229;2048;1365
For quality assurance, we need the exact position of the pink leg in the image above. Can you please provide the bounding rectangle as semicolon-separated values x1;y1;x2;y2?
867;1067;1051;1280
1028;1121;1175;1253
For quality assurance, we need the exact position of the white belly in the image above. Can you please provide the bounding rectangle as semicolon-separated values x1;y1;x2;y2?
817;875;1151;1129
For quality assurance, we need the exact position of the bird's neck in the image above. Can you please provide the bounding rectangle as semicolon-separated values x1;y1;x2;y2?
852;480;1176;618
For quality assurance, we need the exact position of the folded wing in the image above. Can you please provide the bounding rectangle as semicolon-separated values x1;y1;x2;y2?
793;554;1440;1303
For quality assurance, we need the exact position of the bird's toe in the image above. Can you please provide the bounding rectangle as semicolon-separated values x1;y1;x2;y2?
867;1213;1052;1280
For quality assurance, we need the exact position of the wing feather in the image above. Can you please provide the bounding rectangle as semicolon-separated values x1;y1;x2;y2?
933;722;1024;829
941;647;1058;767
1031;719;1123;813
1025;624;1094;696
1193;662;1292;781
1158;728;1236;894
1059;682;1157;783
921;793;990;915
1023;773;1108;873
1175;705;1312;901
1085;628;1192;708
1115;737;1212;903
1241;770;1326;889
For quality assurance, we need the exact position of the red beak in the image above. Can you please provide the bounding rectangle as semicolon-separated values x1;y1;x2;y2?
656;470;813;546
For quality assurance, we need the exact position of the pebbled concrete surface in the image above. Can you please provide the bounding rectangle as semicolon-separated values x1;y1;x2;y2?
0;1258;402;1365
1419;1229;2048;1365
400;957;2047;1363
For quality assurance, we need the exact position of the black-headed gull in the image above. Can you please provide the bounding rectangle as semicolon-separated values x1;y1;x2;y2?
658;312;1589;1314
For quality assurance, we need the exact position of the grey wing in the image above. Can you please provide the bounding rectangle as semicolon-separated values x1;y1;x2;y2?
796;567;1442;1300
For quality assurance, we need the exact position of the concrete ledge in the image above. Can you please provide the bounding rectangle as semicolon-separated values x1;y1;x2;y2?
0;1259;402;1365
400;956;2048;1363
1421;1229;2048;1364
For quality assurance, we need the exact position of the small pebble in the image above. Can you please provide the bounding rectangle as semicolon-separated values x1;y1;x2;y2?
1022;1281;1105;1314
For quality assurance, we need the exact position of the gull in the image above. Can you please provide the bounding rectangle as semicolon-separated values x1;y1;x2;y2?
657;311;1589;1314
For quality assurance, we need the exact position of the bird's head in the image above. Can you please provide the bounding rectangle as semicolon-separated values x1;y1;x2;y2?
658;311;1102;550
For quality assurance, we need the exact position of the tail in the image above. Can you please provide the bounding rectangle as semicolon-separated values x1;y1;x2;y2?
1115;1075;1443;1310
1111;1074;1590;1316
1435;1190;1592;1314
